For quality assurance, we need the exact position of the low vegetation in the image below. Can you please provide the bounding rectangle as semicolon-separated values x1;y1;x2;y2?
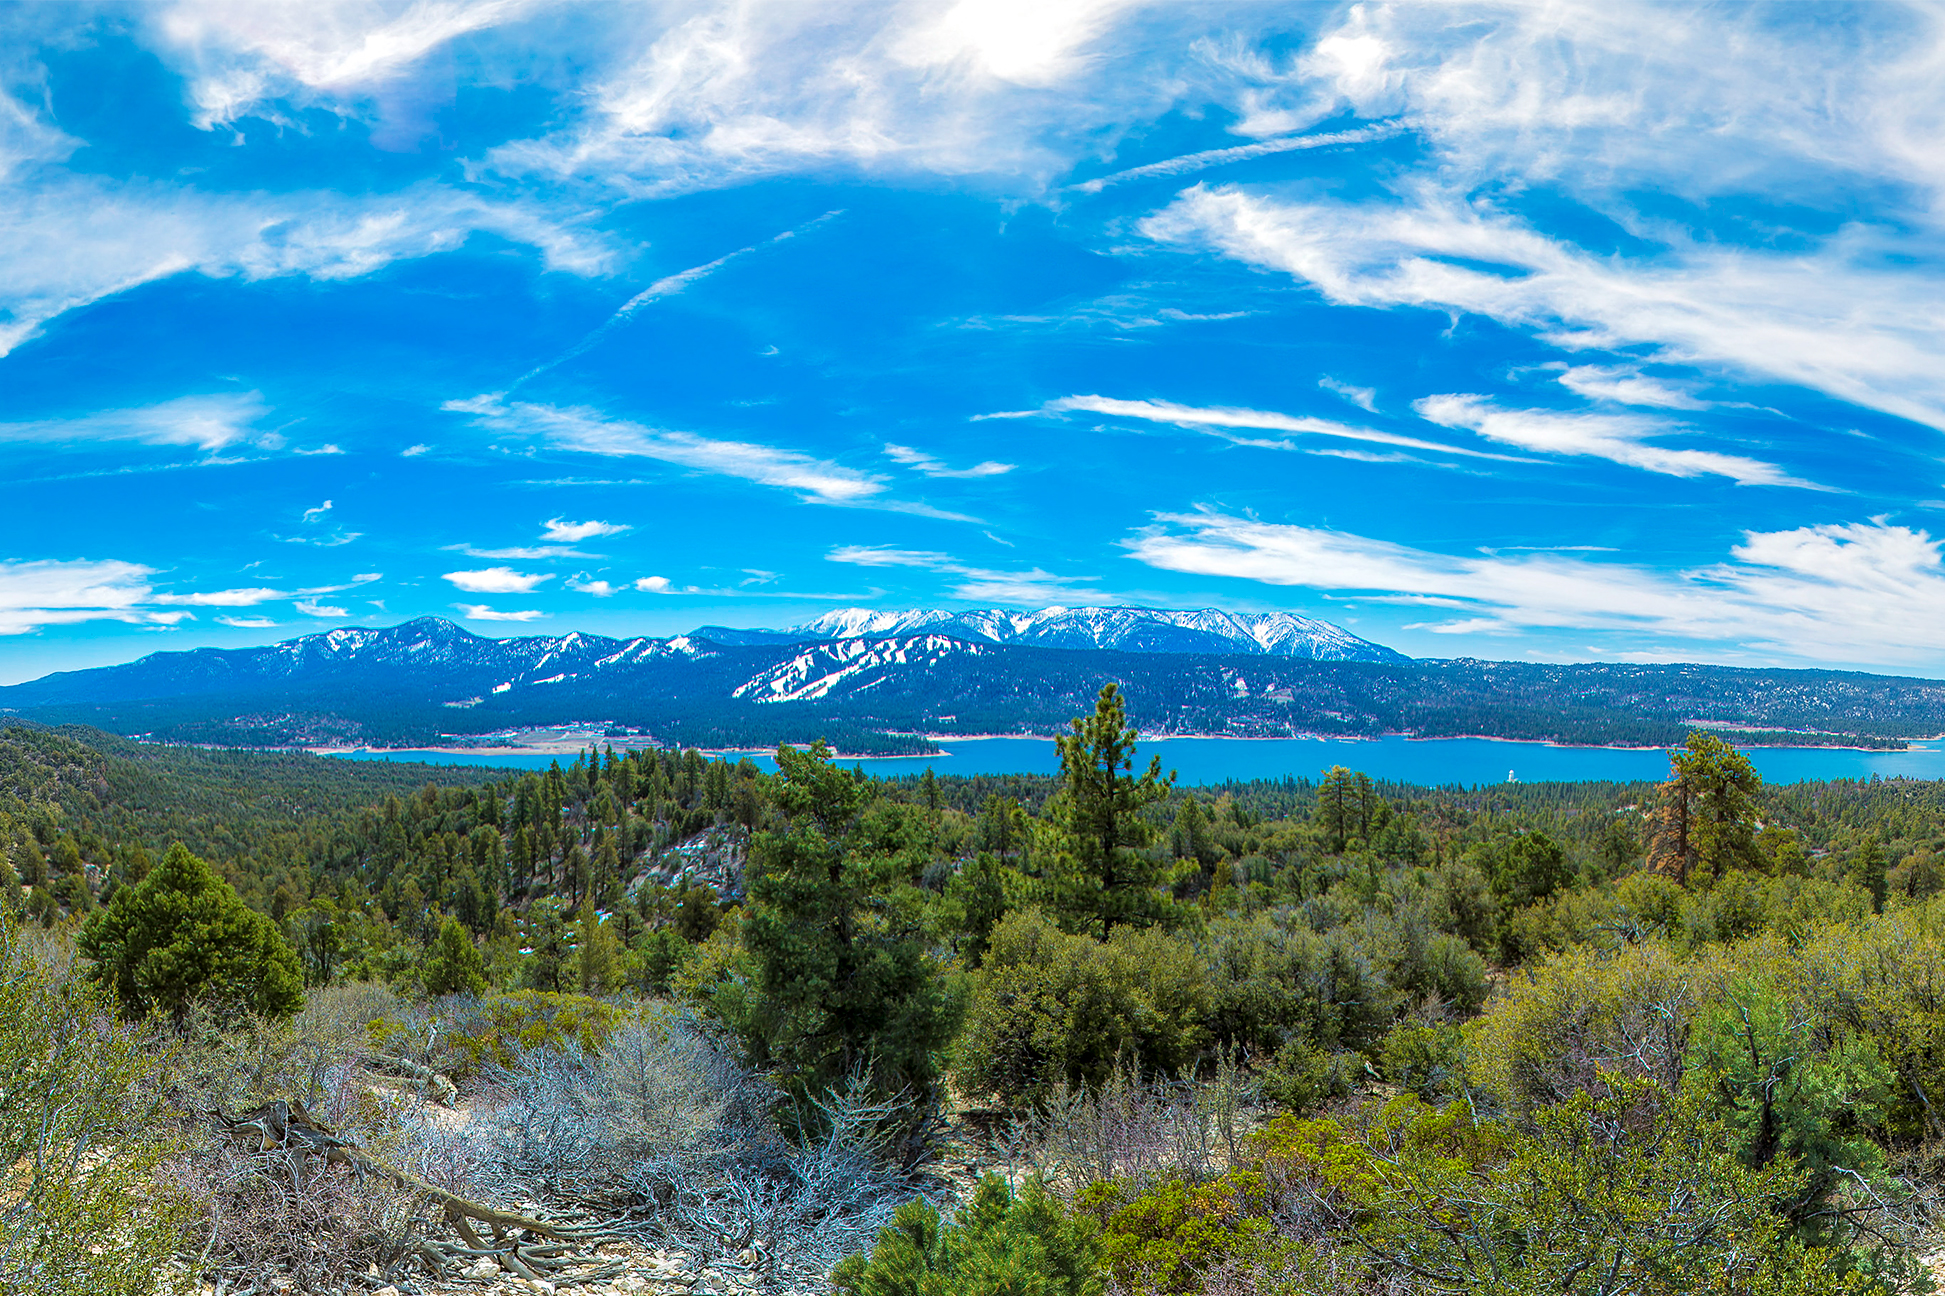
5;693;1945;1294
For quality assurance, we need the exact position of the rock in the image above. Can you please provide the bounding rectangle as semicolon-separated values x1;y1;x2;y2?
373;1288;402;1296
466;1257;504;1279
615;1278;647;1293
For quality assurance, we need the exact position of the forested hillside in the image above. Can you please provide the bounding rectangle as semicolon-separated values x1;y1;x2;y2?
8;704;1945;1294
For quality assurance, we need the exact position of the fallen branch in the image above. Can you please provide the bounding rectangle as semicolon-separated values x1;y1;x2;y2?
209;1098;618;1284
368;1053;460;1106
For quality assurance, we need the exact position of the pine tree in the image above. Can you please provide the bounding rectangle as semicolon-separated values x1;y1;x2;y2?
523;898;571;992
1051;683;1175;937
424;916;487;996
731;740;957;1126
1648;733;1763;885
1850;837;1889;912
577;895;618;994
76;842;302;1021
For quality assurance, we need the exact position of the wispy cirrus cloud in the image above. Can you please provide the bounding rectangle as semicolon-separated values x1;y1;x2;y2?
1069;122;1399;193
149;0;547;130
827;543;1098;604
0;558;165;636
1129;510;1945;665
445;544;589;560
0;172;611;358
1318;377;1376;413
884;443;1013;478
1412;394;1814;487
479;1;1174;198
448;396;889;505
1143;181;1945;435
151;586;286;607
1553;364;1708;411
1017;394;1517;461
0;392;274;452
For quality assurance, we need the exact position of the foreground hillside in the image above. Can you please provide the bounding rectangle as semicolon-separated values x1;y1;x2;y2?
9;704;1945;1294
0;615;1938;751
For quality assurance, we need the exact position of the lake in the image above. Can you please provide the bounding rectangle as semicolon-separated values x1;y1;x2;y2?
322;734;1945;787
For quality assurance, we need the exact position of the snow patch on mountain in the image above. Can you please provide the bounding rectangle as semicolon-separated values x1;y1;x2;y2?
786;606;1404;662
732;635;986;704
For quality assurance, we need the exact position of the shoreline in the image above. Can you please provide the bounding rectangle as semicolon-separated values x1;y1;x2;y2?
288;729;1927;763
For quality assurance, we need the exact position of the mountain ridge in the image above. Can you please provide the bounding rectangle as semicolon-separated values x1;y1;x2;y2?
693;604;1406;661
2;614;1943;755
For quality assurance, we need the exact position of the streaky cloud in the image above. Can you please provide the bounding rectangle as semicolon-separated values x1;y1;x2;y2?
1069;122;1400;193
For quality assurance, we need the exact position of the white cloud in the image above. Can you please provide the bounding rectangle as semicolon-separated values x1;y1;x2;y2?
1030;393;1515;460
1318;376;1376;412
1070;122;1398;193
449;397;888;504
1554;365;1707;411
567;575;620;597
0;556;378;633
1292;3;1945;222
478;0;1205;198
216;615;278;628
0;558;163;636
884;443;1014;478
442;566;552;594
0;175;609;358
302;500;334;522
541;517;631;542
827;542;1098;604
1128;510;1945;666
1143;182;1945;433
401;443;431;456
634;575;671;592
448;544;590;560
455;603;546;621
1412;393;1811;487
151;0;546;128
0;393;273;452
152;586;287;607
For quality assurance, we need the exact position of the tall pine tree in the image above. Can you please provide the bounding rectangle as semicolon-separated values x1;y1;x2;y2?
1050;684;1175;937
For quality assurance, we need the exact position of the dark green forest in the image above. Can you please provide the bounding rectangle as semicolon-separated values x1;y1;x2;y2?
9;696;1945;1294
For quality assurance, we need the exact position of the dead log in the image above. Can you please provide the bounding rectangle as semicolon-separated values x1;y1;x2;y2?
367;1053;459;1106
208;1098;614;1282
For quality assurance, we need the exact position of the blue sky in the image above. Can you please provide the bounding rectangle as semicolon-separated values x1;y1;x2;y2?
8;2;1945;683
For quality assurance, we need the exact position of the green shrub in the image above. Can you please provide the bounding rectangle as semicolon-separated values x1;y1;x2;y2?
1379;1022;1465;1101
391;989;622;1079
1077;1113;1386;1295
422;916;487;996
833;1175;1098;1296
1256;1039;1361;1116
76;841;302;1021
0;920;190;1295
954;910;1211;1108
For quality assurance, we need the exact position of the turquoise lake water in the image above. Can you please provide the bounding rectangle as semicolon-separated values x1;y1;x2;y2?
323;734;1945;787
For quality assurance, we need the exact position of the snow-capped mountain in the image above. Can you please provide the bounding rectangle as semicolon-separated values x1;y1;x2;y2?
0;617;709;707
9;614;1941;757
771;606;1407;662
